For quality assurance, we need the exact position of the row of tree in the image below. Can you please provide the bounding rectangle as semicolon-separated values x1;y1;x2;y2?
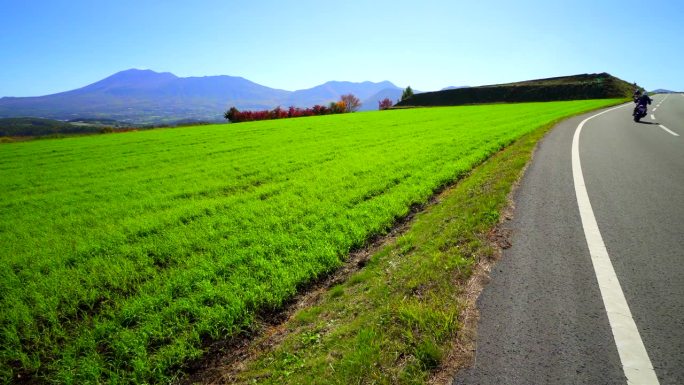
225;94;362;123
224;87;415;122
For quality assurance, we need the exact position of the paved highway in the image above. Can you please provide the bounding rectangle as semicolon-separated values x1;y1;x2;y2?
453;94;684;384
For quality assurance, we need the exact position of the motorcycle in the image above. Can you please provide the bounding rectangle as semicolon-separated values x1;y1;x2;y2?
633;104;647;122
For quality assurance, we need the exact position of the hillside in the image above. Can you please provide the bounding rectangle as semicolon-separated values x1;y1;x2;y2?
0;117;105;137
0;69;401;124
0;117;140;137
395;73;636;107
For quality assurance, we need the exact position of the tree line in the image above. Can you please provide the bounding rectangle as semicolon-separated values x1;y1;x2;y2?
225;86;414;123
225;94;362;123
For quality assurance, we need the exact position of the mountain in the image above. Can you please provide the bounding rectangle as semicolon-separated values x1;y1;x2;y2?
285;80;400;108
396;73;637;107
0;69;400;124
651;89;678;94
78;69;179;92
0;69;290;124
360;88;404;111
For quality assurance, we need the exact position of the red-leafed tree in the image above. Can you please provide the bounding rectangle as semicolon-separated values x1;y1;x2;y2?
226;102;346;123
224;107;240;122
340;94;361;112
312;104;330;115
378;98;393;110
270;106;288;119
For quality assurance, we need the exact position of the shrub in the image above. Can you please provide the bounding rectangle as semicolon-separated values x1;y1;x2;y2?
378;98;393;110
225;95;361;123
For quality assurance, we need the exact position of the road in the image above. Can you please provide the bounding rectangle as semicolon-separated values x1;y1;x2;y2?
453;94;684;385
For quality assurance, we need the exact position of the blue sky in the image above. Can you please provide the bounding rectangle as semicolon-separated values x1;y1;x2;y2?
1;0;683;97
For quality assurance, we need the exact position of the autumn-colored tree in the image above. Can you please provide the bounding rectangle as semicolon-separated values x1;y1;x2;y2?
340;94;361;112
378;98;393;110
226;103;344;123
224;107;240;122
312;104;330;115
328;100;346;114
270;106;288;119
401;86;414;102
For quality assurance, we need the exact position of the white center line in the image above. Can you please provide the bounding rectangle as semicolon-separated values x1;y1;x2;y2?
651;114;656;120
572;104;660;385
659;124;679;136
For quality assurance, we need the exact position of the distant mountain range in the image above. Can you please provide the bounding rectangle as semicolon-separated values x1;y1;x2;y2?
0;69;410;124
650;89;679;94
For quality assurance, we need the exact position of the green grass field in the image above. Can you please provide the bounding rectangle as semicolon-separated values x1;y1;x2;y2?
0;99;620;383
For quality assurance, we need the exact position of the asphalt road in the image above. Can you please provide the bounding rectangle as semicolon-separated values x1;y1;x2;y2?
453;94;684;385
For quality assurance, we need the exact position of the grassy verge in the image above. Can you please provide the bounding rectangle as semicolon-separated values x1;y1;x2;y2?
201;102;624;385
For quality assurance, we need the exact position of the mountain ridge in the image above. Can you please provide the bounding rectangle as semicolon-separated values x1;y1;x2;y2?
0;69;403;124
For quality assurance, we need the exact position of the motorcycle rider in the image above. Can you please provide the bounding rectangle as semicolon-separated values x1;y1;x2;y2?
633;92;652;117
633;89;642;102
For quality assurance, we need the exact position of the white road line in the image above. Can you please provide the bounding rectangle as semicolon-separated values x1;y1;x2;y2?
653;108;657;111
572;104;660;385
659;124;679;137
651;114;656;120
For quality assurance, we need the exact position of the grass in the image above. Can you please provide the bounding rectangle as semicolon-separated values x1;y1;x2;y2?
224;109;570;385
0;99;622;383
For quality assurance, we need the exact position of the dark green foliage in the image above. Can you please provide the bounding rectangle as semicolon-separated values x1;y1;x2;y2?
0;117;138;137
415;339;443;370
401;86;414;102
0;118;102;136
395;73;636;107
